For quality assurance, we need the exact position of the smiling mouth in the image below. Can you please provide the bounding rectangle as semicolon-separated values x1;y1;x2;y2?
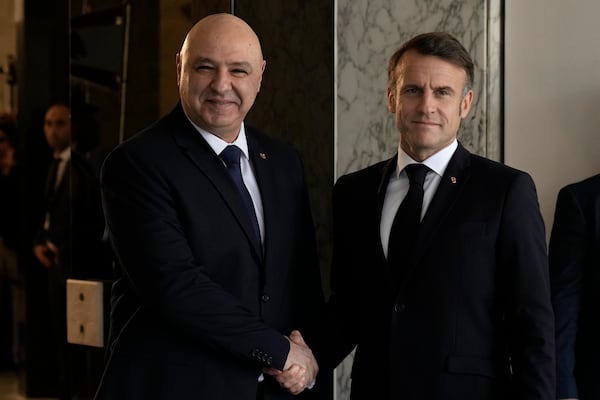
413;120;440;126
205;100;240;112
208;99;235;105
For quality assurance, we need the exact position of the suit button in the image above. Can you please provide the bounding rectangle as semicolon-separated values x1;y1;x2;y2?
394;303;406;313
261;293;270;302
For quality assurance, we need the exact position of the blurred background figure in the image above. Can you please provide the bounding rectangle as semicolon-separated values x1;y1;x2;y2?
33;103;106;280
0;113;24;372
31;103;107;400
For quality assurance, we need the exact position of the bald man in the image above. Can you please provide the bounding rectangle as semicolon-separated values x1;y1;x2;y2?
94;14;325;400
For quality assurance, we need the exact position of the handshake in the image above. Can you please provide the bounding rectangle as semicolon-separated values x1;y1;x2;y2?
263;330;319;395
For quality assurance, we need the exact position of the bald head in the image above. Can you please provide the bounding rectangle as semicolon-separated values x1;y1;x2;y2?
176;14;266;141
180;13;263;63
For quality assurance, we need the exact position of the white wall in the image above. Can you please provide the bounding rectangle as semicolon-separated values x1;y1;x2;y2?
505;0;600;239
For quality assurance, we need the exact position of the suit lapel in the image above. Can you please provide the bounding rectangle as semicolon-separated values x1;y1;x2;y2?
245;129;277;272
245;128;308;287
168;106;263;261
397;143;472;293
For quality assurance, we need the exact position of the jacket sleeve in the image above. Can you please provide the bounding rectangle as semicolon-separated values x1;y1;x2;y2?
497;172;555;399
549;186;585;399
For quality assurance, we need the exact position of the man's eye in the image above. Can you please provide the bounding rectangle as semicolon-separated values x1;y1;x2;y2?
196;65;212;71
231;69;248;75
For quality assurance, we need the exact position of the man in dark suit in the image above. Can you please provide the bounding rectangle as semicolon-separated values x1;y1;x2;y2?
94;13;325;400
33;103;106;399
33;104;105;280
312;32;554;399
549;173;600;400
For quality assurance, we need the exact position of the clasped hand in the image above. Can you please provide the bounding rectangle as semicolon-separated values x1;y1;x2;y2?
263;330;318;395
33;241;59;268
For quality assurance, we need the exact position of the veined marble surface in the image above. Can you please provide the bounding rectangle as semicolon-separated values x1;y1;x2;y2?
336;0;502;178
335;1;502;399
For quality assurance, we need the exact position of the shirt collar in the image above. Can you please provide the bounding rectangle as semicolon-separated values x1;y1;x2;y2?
396;139;458;178
55;147;71;162
188;119;250;160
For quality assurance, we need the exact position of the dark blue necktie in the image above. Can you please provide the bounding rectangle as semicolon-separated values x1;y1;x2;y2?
387;163;430;281
45;157;61;197
219;145;261;244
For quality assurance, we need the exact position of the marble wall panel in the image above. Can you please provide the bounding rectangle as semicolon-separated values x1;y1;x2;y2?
337;0;502;178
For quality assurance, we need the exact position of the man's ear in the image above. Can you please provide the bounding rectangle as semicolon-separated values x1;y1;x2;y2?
460;89;473;118
175;53;182;86
387;87;396;113
257;60;266;92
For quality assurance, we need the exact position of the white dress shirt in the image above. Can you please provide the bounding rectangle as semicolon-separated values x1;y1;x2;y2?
380;140;458;258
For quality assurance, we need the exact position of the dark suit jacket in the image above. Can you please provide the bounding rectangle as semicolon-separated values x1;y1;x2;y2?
94;104;325;400
34;149;106;281
319;143;555;400
549;173;600;399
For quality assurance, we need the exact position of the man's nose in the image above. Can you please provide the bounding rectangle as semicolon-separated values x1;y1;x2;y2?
210;68;232;93
417;91;436;114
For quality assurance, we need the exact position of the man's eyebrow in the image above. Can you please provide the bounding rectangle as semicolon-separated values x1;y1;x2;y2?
228;61;253;70
191;57;253;70
419;84;458;94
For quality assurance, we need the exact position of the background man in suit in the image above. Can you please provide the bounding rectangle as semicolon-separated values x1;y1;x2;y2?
549;173;600;400
312;32;555;399
33;103;106;399
33;104;105;279
94;13;324;400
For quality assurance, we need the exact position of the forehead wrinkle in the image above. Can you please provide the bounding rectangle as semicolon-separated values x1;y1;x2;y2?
397;54;466;85
432;84;456;92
